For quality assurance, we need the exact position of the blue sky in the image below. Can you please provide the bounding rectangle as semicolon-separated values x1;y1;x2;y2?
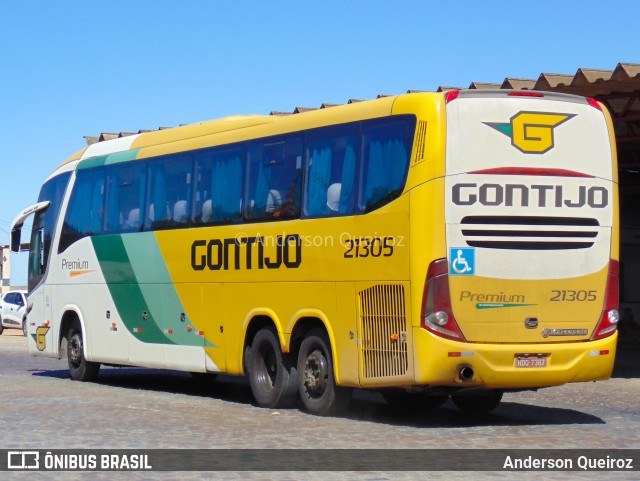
1;0;638;284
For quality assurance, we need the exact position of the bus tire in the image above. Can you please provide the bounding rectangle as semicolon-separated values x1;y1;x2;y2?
452;390;503;414
67;322;100;382
247;327;298;409
297;329;351;416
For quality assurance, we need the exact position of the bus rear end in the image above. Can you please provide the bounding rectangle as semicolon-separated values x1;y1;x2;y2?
416;90;618;400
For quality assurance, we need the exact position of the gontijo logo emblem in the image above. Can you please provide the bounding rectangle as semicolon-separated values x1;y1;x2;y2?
485;111;576;154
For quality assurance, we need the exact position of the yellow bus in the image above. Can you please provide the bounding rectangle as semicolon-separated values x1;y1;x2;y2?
11;90;619;416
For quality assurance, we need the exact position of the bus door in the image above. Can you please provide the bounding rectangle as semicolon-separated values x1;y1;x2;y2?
11;202;57;355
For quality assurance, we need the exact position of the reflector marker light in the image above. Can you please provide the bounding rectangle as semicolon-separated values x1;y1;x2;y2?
587;98;602;111
589;350;610;357
445;90;460;103
133;328;143;333
164;329;174;335
448;352;474;357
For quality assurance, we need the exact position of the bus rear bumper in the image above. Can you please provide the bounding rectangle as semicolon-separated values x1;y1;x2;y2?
412;328;618;390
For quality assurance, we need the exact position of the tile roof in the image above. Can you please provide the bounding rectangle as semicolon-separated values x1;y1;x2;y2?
85;62;640;145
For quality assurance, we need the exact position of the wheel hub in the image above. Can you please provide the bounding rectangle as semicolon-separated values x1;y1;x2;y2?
69;335;82;365
303;349;328;394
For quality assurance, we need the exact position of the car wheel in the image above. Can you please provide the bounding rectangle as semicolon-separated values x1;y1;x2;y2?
22;318;27;337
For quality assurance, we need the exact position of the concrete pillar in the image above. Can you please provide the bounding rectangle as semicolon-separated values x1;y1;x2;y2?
0;246;9;295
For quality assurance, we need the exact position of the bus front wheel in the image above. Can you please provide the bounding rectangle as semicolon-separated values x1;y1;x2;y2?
67;322;100;382
247;327;298;409
297;329;351;416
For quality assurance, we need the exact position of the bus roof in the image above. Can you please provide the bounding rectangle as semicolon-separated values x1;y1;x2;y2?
56;93;423;172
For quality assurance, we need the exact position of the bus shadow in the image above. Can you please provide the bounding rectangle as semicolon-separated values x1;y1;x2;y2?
32;367;256;405
345;394;605;428
612;336;640;379
33;368;604;428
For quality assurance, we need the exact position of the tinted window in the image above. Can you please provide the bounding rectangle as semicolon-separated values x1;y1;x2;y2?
360;117;415;212
31;171;71;289
59;168;105;252
192;147;243;225
105;163;147;233
245;136;303;221
145;155;192;230
305;124;358;217
4;293;15;304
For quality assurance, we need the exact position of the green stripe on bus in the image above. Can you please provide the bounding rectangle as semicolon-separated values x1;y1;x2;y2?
122;233;213;348
77;149;141;170
91;234;176;345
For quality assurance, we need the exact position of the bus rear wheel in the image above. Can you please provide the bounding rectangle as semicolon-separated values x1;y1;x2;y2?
67;322;100;382
247;327;298;409
451;390;503;414
297;329;351;416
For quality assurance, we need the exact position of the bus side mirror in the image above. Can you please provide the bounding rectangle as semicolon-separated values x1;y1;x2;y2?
10;200;51;253
11;224;22;253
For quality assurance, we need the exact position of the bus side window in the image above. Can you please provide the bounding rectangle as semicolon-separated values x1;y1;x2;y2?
360;117;415;212
192;147;243;225
245;136;302;221
59;168;105;252
105;164;147;233
145;155;192;230
304;124;358;217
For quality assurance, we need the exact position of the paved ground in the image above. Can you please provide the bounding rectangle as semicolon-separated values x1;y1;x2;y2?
0;329;639;480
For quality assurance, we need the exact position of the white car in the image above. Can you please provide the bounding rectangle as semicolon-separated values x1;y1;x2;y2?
0;290;28;336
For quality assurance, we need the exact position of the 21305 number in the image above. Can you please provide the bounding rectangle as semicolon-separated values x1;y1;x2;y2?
550;290;597;302
344;236;395;258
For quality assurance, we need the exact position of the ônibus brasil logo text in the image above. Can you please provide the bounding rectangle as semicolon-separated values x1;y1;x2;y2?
484;111;575;154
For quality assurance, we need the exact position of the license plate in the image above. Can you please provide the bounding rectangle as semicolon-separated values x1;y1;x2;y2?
515;355;548;368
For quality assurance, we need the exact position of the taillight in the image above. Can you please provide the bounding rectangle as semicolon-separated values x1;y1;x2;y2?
421;258;466;342
591;259;620;340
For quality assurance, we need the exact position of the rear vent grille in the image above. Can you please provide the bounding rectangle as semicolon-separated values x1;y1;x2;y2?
460;216;599;250
359;284;408;379
413;121;427;164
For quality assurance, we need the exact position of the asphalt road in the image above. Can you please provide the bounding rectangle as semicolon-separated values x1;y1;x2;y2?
1;330;639;480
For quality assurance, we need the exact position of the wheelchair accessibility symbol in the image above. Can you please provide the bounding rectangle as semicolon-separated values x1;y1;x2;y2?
450;248;475;276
